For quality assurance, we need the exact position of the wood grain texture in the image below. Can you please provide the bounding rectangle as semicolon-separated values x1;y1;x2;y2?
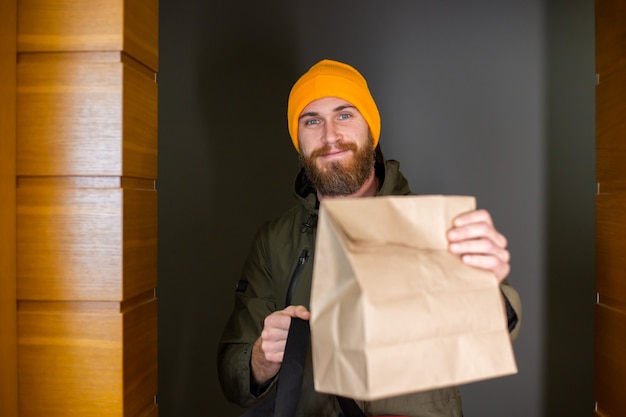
596;193;626;303
595;3;626;416
597;68;626;184
124;188;158;300
0;0;18;415
137;405;159;417
17;52;157;179
15;2;159;415
594;303;626;416
124;0;159;71
123;295;158;416
17;53;123;176
123;54;158;180
18;296;158;417
596;0;626;79
18;0;122;52
18;0;157;70
17;184;157;302
18;301;124;416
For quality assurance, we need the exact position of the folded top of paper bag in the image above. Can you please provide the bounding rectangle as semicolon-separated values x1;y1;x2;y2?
319;195;476;250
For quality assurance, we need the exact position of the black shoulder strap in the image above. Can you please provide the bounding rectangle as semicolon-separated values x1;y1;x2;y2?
274;318;310;417
276;319;364;417
239;318;310;417
240;317;364;417
337;396;366;417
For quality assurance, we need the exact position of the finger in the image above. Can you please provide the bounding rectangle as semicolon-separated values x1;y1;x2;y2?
261;306;310;363
460;253;511;283
449;238;511;262
264;350;284;363
263;312;292;335
448;223;508;249
283;305;311;320
460;250;510;269
261;337;286;362
262;306;311;342
452;209;493;227
261;323;289;344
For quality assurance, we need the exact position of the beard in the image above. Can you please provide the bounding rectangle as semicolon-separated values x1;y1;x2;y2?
299;140;375;197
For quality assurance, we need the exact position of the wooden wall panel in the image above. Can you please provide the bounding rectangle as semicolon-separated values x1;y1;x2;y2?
596;69;626;185
18;0;158;71
596;193;626;301
123;56;158;179
0;0;18;416
18;297;157;417
17;52;157;178
596;1;626;416
595;0;626;77
594;303;626;416
123;296;158;416
17;182;157;302
15;0;159;415
123;188;158;299
18;0;123;52
18;301;124;416
124;0;159;71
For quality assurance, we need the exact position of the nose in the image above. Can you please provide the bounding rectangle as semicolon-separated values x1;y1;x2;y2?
322;121;341;145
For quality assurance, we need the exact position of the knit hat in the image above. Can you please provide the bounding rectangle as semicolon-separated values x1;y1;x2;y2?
287;59;380;153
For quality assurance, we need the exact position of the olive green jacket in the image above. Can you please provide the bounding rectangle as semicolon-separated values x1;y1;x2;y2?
217;159;521;417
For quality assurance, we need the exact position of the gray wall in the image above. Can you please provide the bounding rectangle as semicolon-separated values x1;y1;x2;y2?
158;1;595;416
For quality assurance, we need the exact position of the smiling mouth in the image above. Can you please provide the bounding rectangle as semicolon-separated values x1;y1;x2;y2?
310;143;358;160
321;149;349;158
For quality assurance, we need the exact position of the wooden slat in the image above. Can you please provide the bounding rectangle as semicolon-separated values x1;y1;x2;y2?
17;186;123;300
17;52;157;179
138;404;159;417
596;68;626;184
123;188;158;299
18;301;124;416
16;2;159;416
596;193;626;302
0;0;18;415
17;53;123;176
594;303;626;416
124;0;159;71
17;297;158;417
18;0;123;52
17;185;157;301
596;2;626;417
123;54;158;180
18;176;155;190
123;296;158;416
18;0;158;71
596;0;626;79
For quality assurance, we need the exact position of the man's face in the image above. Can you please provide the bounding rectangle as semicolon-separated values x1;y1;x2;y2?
297;97;374;197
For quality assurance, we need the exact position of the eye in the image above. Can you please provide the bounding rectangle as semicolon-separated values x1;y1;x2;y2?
304;118;320;126
338;113;351;120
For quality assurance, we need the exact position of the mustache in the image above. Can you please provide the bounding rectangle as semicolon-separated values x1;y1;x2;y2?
309;142;358;159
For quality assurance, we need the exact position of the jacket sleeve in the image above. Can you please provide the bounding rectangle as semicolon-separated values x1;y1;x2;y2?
500;279;522;341
217;226;279;407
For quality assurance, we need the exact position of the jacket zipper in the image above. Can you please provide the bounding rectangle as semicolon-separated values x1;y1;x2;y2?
284;249;309;306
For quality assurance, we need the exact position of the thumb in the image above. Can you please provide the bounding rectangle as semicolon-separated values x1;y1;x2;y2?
284;305;311;320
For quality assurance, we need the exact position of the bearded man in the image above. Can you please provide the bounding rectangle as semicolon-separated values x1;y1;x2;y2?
217;59;521;417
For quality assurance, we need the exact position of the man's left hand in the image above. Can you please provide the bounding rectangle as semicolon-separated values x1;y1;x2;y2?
447;209;510;283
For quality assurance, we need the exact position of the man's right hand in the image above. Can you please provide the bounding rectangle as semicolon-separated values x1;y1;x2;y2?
251;305;311;385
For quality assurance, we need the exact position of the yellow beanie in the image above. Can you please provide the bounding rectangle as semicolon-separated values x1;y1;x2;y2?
287;59;380;153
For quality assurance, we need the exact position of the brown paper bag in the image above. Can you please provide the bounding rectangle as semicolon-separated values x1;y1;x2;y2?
310;195;517;401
